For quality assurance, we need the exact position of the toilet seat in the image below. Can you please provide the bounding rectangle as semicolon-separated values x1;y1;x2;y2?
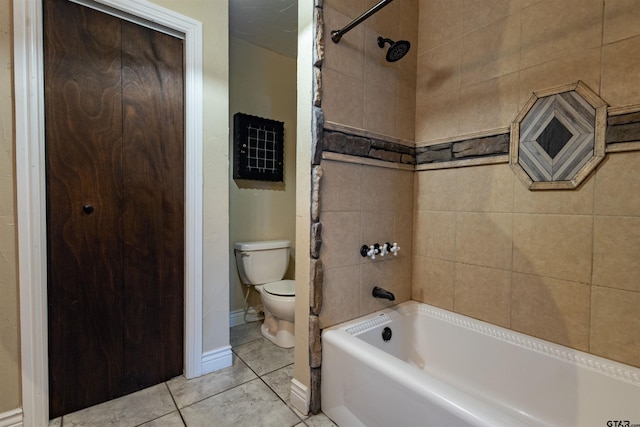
263;279;295;297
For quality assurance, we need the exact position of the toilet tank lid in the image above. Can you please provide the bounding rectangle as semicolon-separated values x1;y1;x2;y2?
234;240;291;251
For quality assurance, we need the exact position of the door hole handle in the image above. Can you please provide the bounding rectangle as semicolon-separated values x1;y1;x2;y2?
82;204;94;214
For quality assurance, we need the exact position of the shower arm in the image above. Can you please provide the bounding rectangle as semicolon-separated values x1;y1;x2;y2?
331;0;394;43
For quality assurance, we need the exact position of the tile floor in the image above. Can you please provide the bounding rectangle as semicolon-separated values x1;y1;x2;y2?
49;321;337;427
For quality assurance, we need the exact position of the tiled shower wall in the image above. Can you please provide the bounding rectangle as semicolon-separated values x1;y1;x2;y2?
318;159;413;328
414;156;640;368
322;0;418;141
316;0;640;369
413;0;640;368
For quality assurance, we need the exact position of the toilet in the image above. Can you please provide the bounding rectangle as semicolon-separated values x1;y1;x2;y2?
234;240;295;348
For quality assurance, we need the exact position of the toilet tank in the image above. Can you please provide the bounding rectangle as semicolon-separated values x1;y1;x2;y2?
234;240;291;285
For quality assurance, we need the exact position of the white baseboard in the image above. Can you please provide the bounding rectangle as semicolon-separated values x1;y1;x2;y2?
290;378;309;416
0;408;23;427
229;308;262;327
229;309;246;327
201;345;232;375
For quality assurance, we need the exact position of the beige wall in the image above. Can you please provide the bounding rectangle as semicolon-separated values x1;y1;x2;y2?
413;0;640;368
2;0;230;415
0;0;21;413
229;37;297;313
322;0;418;142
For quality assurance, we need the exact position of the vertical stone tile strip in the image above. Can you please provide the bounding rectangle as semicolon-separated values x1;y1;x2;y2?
309;315;322;368
309;258;323;315
310;1;324;415
309;367;322;414
311;165;323;223
310;221;322;260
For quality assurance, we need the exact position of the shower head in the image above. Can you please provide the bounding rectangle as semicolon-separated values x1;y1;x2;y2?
377;37;411;62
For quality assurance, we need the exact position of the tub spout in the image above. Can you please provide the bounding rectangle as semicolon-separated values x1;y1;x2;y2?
372;286;395;301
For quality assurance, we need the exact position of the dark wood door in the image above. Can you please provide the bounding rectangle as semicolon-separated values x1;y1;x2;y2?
44;0;184;418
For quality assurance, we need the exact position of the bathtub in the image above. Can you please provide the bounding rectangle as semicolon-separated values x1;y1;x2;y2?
321;301;640;427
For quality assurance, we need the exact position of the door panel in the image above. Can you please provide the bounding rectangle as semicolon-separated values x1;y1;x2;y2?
44;0;124;416
121;21;184;393
44;0;184;417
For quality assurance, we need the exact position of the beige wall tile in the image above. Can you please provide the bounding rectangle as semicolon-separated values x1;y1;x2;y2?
590;286;640;368
455;212;513;270
319;265;361;329
602;36;640;107
363;82;397;137
364;28;399;92
462;0;521;34
320;211;361;269
603;0;640;45
417;0;463;54
321;68;364;130
520;0;603;70
512;214;592;283
396;95;416;142
416;39;461;100
319;160;362;213
415;90;460;144
393;256;413;302
324;0;366;19
323;6;365;79
414;169;458;211
364;0;401;37
394;210;414;261
360;259;397;315
594;152;640;217
393;169;415;213
414;210;456;260
412;256;455;310
362;164;398;211
513;172;594;215
458;73;520;135
454;263;511;327
518;48;601;110
455;164;514;213
361;210;394;254
593;216;640;292
511;273;590;351
460;14;521;87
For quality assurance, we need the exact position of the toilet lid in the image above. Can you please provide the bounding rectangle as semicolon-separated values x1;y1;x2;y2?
264;280;295;297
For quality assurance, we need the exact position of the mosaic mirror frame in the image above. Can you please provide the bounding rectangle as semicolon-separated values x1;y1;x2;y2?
233;112;285;182
510;81;608;190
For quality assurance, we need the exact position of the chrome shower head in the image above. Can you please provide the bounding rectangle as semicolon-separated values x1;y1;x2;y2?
377;36;411;62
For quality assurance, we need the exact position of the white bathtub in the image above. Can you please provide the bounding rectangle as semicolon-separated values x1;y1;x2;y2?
321;301;640;427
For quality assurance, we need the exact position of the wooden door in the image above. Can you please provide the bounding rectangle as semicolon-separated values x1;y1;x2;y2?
44;0;184;417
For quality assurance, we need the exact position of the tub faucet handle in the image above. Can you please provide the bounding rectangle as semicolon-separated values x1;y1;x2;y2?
390;242;400;256
379;242;389;256
367;245;378;260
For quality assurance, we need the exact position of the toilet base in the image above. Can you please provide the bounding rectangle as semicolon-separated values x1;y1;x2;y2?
261;320;295;348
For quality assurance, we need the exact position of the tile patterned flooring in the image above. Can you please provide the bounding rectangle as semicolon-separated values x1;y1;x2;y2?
49;322;337;427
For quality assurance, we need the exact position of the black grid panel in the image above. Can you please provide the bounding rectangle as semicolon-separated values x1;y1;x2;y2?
233;113;284;182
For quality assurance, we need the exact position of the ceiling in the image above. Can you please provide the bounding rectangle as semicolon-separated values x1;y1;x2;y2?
229;0;298;58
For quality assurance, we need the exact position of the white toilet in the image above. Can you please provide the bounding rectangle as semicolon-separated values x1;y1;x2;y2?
234;240;295;348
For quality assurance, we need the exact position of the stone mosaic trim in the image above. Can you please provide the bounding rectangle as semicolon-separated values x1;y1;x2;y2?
606;111;640;146
415;133;509;164
322;129;416;165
